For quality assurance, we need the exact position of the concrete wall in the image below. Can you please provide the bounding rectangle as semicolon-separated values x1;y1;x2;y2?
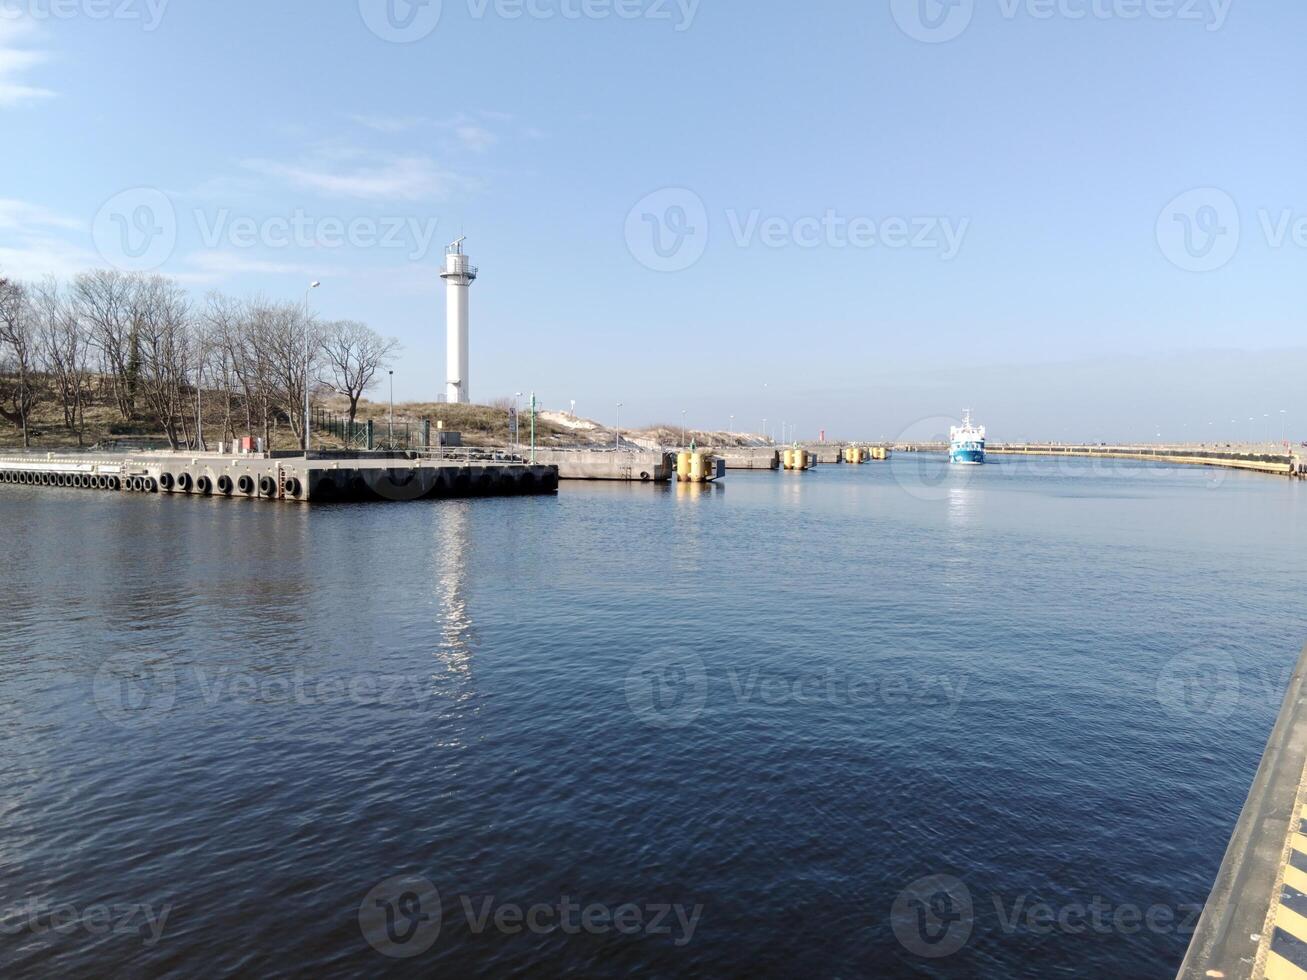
0;452;559;502
528;449;674;482
989;445;1295;476
1179;642;1307;978
713;449;780;470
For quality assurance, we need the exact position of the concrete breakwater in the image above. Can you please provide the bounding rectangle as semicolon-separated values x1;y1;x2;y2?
712;449;780;471
1179;642;1307;979
0;451;558;503
526;449;675;482
501;449;722;482
985;444;1299;477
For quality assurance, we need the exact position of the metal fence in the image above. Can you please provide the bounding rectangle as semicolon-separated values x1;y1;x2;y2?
312;409;424;450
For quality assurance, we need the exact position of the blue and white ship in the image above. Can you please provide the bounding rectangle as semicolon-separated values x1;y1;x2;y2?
949;410;986;465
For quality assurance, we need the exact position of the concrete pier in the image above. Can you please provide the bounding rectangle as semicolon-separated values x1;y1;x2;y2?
802;445;844;465
1180;643;1307;979
526;449;675;482
0;451;558;503
712;449;780;470
988;444;1296;476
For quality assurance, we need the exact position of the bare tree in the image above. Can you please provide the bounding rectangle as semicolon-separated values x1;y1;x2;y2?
318;319;400;427
33;277;91;445
254;301;321;450
0;270;398;453
221;297;294;450
0;278;42;448
187;308;220;451
134;275;192;449
73;269;141;421
204;292;251;444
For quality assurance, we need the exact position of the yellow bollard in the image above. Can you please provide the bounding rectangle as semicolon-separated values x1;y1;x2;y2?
783;449;794;470
677;451;691;482
690;451;706;483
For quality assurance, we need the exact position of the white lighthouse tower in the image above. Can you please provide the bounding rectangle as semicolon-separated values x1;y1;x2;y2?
440;237;477;404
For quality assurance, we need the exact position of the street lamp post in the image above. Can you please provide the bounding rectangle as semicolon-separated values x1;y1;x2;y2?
303;281;320;453
616;402;623;451
513;391;524;452
388;370;394;446
729;415;734;446
681;410;687;447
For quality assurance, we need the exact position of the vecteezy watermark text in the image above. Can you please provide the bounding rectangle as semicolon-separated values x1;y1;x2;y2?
1156;187;1307;273
359;875;702;958
891;0;1232;44
725;666;968;712
93;651;440;728
357;0;699;43
194;209;441;258
624;649;970;728
464;0;699;29
0;899;173;947
724;210;968;258
92;187;443;272
891;873;1199;959
625;188;969;273
0;0;171;30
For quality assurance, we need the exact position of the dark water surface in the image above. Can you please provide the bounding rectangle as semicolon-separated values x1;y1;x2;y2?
2;455;1305;977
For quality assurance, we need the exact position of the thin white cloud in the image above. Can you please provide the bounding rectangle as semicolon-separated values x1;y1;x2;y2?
172;250;328;285
0;198;80;232
348;113;431;134
0;83;54;106
242;154;470;202
0;20;54;107
0;236;98;281
346;110;518;149
455;124;496;153
0;197;89;280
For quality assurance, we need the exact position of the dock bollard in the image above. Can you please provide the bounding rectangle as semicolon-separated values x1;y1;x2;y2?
676;451;713;483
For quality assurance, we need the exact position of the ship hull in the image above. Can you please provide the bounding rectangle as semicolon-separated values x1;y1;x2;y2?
950;444;985;465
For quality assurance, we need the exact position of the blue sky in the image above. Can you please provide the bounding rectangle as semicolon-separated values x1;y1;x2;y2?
1;0;1304;442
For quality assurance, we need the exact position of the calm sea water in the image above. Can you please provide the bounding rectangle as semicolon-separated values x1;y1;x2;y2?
1;454;1305;977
